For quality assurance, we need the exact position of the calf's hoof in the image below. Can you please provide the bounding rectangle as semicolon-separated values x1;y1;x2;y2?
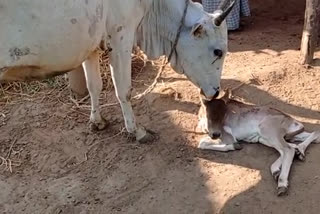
233;143;243;150
295;148;305;161
272;170;280;181
90;118;108;131
277;186;288;196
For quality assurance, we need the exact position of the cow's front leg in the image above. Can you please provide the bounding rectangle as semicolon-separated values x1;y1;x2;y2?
109;29;154;143
83;51;108;130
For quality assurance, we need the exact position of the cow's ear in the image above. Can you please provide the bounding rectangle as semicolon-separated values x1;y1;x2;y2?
191;23;206;38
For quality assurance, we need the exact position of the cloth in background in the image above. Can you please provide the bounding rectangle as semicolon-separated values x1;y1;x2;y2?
202;0;251;30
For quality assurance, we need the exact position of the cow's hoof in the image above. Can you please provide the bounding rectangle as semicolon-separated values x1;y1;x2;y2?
272;170;280;181
277;186;288;196
137;129;157;144
233;143;243;150
90;118;108;131
295;148;305;161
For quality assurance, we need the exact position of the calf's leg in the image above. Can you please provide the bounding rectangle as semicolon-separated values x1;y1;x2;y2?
270;156;282;180
198;131;242;151
289;131;320;144
276;146;295;196
259;116;296;196
295;131;320;158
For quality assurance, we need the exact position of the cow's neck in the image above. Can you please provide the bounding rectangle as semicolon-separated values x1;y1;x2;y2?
136;0;203;71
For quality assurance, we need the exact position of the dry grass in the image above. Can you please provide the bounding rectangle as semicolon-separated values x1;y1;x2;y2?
0;77;67;106
0;50;149;107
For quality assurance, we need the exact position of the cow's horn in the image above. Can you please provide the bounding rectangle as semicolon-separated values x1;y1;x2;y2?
214;0;236;26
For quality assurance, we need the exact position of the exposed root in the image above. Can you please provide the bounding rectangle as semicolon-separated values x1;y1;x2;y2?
0;138;21;173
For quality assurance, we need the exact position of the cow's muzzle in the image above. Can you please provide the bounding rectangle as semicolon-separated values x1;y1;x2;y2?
200;88;220;100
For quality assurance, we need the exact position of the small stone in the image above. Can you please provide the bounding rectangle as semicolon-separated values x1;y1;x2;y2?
235;202;240;206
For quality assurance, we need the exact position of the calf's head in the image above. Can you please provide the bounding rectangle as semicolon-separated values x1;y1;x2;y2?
201;98;227;139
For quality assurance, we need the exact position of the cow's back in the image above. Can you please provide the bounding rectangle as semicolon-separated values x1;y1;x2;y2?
0;0;106;74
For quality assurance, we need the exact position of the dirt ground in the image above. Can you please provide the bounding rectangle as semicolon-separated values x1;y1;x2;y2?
1;1;320;214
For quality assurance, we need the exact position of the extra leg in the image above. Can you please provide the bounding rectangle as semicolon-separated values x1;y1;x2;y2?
82;51;107;130
109;28;153;143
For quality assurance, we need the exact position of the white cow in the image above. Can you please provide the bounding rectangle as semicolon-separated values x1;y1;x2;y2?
0;0;234;142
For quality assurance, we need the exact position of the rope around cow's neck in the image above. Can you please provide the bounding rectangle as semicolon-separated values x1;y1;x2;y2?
133;0;189;100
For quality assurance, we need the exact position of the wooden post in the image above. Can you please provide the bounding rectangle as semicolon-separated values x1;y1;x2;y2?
68;65;88;98
300;0;320;64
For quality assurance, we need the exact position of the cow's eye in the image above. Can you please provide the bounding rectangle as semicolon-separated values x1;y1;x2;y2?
214;49;223;58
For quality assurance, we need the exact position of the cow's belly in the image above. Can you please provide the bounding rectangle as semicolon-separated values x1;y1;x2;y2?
0;0;106;80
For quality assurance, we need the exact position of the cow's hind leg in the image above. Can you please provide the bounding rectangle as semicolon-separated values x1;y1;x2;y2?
83;51;108;131
109;28;154;143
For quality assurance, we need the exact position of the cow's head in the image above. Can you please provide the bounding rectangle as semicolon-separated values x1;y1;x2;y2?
171;0;235;100
201;97;227;139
